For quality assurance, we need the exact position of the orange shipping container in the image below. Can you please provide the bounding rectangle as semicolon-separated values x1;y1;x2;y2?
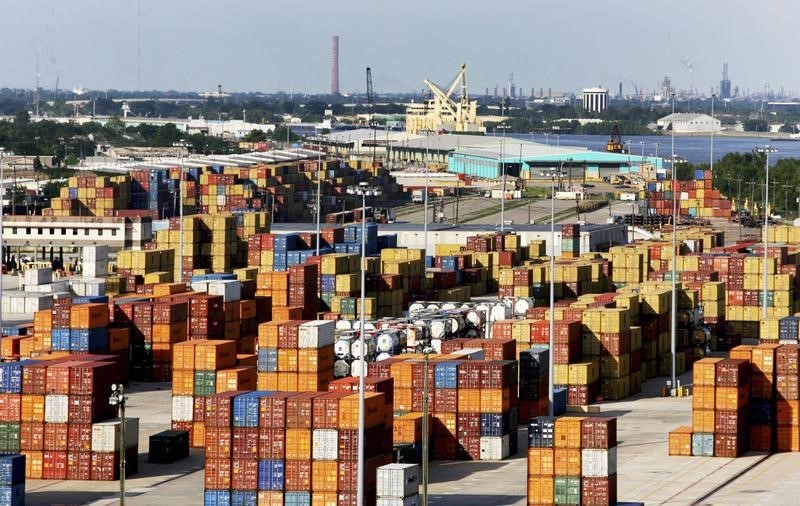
394;388;412;412
298;347;334;373
668;426;693;456
554;417;585;449
258;372;279;391
172;370;195;396
173;341;199;370
21;394;44;423
277;372;298;392
297;372;328;392
715;386;747;411
285;428;312;460
339;393;384;429
273;306;303;321
777;399;800;426
239;300;257;320
257;322;283;348
479;388;511;414
33;310;52;333
108;327;130;352
311;460;338;493
527;477;555;504
153;322;188;344
153;282;188;297
22;450;43;479
693;358;722;386
692;386;716;411
554;448;582;476
193;421;206;448
527;447;555;476
257;492;283;505
216;366;257;393
389;362;414;389
729;345;754;362
70;303;109;329
195;340;237;370
393;413;425;444
278;349;299;372
692;410;715;433
433;413;456;436
777;426;800;452
237;354;257;367
457;389;482;414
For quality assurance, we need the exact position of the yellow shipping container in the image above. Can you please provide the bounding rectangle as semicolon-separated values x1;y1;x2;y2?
568;361;600;385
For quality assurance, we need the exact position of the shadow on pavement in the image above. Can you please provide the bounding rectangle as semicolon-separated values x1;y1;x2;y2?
26;490;117;506
428;494;526;505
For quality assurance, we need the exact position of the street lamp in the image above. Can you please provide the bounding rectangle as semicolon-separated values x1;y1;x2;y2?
315;137;324;256
497;124;510;232
172;140;190;284
424;133;430;256
109;384;128;505
710;94;716;173
345;181;382;506
541;166;562;415
670;92;677;394
754;146;777;319
420;345;434;506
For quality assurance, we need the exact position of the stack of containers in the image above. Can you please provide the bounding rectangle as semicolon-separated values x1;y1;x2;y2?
171;339;243;447
749;343;778;451
288;264;319;320
647;172;732;218
527;416;618;505
202;390;391;505
380;249;426;299
376;463;420;505
561;224;580;258
255;320;335;393
0;455;24;506
776;344;800;451
83;246;109;279
519;348;550;422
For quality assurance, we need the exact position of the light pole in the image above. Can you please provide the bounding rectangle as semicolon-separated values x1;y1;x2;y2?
315;138;323;256
754;146;777;319
346;182;382;506
544;166;562;415
710;94;716;173
109;384;128;505
670;92;677;394
0;147;4;333
498;124;510;232
421;345;433;506
424;133;430;256
172;141;190;283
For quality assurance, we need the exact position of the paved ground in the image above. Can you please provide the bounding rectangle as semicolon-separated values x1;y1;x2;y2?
22;368;800;505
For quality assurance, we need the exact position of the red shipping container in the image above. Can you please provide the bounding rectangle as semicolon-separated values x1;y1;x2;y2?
457;436;482;460
205;427;232;459
45;362;76;395
433;388;458;413
67;451;92;480
714;432;746;458
231;458;258;490
44;423;69;451
69;423;93;452
69;361;116;396
583;475;618;506
716;359;750;387
312;392;347;429
204;391;242;428
434;434;457;460
286;392;322;429
259;392;293;429
204;458;232;490
0;394;20;422
285;459;312;491
715;409;746;434
20;422;44;451
456;413;480;438
581;417;617;449
258;428;286;460
232;428;259;459
42;450;68;480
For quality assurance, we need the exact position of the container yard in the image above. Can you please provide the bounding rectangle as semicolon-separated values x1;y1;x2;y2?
2;144;800;506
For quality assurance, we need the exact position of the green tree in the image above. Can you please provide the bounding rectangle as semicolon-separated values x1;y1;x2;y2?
243;129;269;142
32;156;43;171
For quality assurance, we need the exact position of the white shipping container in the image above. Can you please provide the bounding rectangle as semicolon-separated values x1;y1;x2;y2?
172;396;194;422
83;245;109;263
581;447;617;477
312;429;338;460
376;463;420;498
190;281;209;294
450;348;485;360
44;394;69;423
25;294;53;314
28;281;70;293
24;268;52;287
377;496;419;506
207;280;242;302
91;418;140;452
299;320;335;348
479;435;510;461
83;260;109;278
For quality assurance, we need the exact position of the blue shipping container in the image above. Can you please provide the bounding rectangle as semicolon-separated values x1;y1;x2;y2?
257;459;285;491
0;484;24;506
284;492;311;506
70;327;108;352
0;365;22;394
434;362;459;389
0;455;24;486
51;328;72;351
257;349;279;373
204;490;231;506
692;433;714;456
480;412;511;437
233;392;270;428
230;491;257;506
528;417;555;447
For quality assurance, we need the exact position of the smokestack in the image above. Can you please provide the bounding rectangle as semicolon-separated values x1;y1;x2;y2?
331;36;340;95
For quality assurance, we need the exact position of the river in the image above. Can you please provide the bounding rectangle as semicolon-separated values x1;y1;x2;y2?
508;133;800;165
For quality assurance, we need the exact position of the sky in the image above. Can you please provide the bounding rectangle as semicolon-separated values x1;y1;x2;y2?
0;0;795;97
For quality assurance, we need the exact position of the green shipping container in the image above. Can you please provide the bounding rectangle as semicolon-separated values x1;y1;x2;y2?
0;422;20;452
194;370;217;397
554;476;581;505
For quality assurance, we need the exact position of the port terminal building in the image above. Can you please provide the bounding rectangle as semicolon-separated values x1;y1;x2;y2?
322;129;664;181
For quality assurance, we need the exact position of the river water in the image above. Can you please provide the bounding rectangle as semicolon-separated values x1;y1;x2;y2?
509;133;800;165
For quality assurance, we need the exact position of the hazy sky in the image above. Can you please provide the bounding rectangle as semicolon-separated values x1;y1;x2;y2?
1;0;795;96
